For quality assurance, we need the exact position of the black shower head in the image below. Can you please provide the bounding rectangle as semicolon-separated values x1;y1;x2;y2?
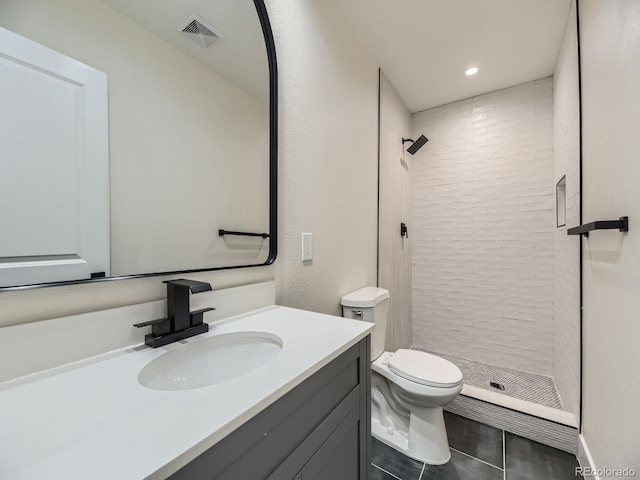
402;135;429;155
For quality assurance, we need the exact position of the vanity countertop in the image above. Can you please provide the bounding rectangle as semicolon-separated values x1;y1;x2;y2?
0;306;373;480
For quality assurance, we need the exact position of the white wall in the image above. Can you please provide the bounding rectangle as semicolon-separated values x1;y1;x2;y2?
552;0;581;420
580;0;640;471
378;71;412;351
265;0;379;316
411;80;555;375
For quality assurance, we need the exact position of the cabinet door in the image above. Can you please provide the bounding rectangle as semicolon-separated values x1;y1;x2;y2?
300;406;361;480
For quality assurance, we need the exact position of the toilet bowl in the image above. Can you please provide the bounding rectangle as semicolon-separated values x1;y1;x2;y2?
371;351;462;464
341;287;463;465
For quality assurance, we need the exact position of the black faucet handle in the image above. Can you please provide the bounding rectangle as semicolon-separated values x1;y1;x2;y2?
163;279;212;294
133;318;171;336
190;307;216;327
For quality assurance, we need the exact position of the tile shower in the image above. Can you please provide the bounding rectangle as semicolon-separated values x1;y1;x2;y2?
409;74;580;421
405;0;583;423
376;0;581;451
412;78;555;376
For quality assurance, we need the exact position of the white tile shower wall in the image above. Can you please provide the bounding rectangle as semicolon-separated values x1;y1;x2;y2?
552;0;581;419
378;71;412;351
411;79;554;375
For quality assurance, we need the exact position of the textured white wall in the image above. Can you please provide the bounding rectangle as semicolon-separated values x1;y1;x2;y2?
552;0;581;420
265;0;379;315
411;79;555;375
378;71;412;351
580;0;640;471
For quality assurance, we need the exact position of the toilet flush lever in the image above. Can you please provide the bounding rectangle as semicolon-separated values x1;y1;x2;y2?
351;310;363;319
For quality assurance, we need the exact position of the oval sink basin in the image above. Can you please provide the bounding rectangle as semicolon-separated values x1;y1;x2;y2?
138;331;283;391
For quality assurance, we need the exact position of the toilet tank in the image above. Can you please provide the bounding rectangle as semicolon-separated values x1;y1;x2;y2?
341;287;390;361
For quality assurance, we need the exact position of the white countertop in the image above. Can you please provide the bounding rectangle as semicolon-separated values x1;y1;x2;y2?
0;306;373;480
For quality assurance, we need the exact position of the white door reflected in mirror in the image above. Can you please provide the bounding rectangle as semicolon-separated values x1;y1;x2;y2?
0;28;110;287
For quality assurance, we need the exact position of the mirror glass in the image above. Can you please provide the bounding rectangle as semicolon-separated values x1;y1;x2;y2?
0;0;273;289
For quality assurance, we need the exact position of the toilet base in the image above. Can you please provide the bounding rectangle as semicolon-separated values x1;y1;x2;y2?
372;404;451;465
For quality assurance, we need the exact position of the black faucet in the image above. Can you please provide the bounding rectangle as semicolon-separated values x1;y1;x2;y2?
133;279;215;348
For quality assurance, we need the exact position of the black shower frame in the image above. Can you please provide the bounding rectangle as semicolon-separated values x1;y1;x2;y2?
576;0;584;435
0;0;278;292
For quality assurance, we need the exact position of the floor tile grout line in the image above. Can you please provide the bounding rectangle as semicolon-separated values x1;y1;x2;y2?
371;463;403;480
503;430;507;480
418;461;426;480
450;447;504;471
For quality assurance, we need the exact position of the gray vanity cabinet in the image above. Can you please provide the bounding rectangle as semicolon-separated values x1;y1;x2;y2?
298;402;361;480
168;336;371;480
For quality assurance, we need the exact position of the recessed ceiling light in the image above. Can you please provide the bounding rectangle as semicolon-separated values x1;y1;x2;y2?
465;66;479;76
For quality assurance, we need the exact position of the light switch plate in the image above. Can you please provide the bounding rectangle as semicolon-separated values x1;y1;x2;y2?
302;233;313;261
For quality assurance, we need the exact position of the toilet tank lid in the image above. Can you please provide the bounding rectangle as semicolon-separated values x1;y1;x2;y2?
341;287;390;307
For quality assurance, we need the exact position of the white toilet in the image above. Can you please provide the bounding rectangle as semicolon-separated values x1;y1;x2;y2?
341;287;463;465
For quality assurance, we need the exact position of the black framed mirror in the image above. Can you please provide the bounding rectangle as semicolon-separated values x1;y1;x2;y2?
0;0;277;291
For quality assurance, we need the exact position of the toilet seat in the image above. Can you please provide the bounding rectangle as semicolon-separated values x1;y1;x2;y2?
387;349;463;388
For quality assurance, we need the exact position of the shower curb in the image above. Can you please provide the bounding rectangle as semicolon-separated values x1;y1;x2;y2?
445;393;579;454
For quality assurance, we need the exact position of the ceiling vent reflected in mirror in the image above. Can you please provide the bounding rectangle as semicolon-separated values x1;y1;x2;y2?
179;13;223;48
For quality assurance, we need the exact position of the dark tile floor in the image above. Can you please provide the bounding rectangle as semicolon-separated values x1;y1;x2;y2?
371;412;583;480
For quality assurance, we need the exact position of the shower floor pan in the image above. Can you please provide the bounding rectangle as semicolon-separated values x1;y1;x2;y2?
411;348;577;428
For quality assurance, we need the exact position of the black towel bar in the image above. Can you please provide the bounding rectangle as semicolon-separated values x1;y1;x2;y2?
567;216;629;237
219;229;269;239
